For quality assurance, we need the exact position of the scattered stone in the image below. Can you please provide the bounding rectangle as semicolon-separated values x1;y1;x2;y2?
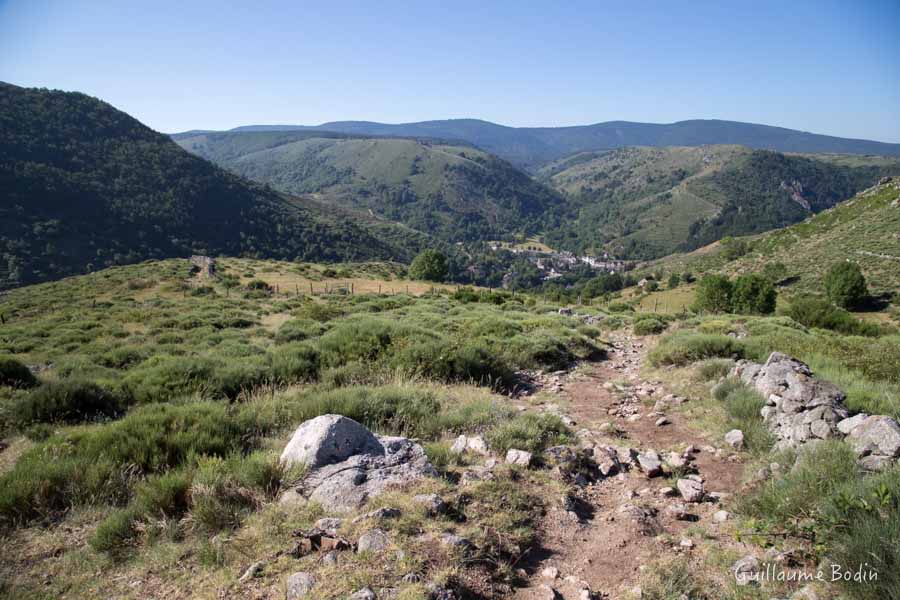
677;478;704;502
538;584;559;599
659;486;677;497
439;533;474;554
541;566;560;580
401;572;422;583
352;507;401;524
733;555;760;586
506;449;533;466
724;429;744;449
313;517;343;535
285;572;316;599
349;588;376;600
450;434;490;455
321;551;338;565
847;415;900;461
357;529;390;554
837;413;869;435
665;452;687;469
412;493;448;516
666;503;695;521
712;510;730;523
655;417;670;427
280;415;384;469
426;583;458;600
679;538;694;549
238;561;265;583
637;451;663;477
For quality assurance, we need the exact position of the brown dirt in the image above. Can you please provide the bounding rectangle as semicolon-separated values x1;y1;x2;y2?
511;332;747;600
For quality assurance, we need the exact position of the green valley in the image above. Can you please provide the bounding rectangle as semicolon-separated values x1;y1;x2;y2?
174;130;564;243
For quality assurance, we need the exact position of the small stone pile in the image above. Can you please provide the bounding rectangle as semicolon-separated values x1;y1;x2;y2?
732;352;900;470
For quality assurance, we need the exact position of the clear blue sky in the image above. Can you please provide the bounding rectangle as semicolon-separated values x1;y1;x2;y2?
1;0;898;141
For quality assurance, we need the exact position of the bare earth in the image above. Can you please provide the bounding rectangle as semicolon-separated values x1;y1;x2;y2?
511;332;746;600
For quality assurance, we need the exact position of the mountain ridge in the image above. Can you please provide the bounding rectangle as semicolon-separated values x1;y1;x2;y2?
179;118;900;168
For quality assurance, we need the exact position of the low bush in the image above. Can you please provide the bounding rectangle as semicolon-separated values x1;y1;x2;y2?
633;318;667;336
274;318;325;344
190;452;282;532
283;385;443;439
0;402;266;526
695;358;734;381
648;333;747;366
784;295;882;337
0;357;38;389
720;385;773;455
14;380;124;425
487;413;571;454
269;343;320;384
739;442;900;600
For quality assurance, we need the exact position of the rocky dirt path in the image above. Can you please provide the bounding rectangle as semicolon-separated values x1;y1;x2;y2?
511;331;746;600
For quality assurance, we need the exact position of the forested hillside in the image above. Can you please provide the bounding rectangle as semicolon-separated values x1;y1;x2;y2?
0;84;424;288
540;146;900;259
175;130;564;242
650;177;900;295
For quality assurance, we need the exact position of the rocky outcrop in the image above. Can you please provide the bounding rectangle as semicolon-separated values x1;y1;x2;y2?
731;353;900;470
280;415;436;513
731;353;848;449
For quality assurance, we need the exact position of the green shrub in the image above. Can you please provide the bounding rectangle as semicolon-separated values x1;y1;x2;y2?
824;261;869;309
14;380;124;425
269;343;320;384
90;470;193;553
0;357;37;389
124;356;219;403
667;273;680;289
738;441;857;524
487;413;571;454
721;386;773;454
317;318;433;367
0;402;263;526
394;339;513;387
692;274;733;314
819;467;900;600
274;318;325;344
731;274;776;315
245;279;271;291
191;452;282;532
648;333;747;366
90;506;141;553
409;249;448;282
283;385;443;439
695;359;734;381
633;318;667;336
784;295;881;336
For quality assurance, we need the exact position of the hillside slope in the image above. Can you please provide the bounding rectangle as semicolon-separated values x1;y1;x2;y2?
651;177;900;294
539;146;900;259
218;118;900;168
0;83;424;289
175;130;564;242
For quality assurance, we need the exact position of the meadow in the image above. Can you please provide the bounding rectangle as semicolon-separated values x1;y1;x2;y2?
0;257;605;598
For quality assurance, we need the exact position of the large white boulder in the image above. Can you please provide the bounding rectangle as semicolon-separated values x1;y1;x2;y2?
280;414;384;469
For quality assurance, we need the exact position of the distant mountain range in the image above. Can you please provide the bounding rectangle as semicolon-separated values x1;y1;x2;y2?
182;119;900;169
